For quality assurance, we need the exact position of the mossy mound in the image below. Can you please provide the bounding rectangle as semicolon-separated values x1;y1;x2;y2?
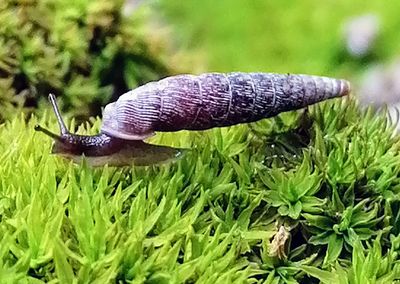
0;0;171;121
1;98;400;282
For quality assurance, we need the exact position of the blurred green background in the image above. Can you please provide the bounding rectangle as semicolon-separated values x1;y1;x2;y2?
158;0;400;77
1;0;400;121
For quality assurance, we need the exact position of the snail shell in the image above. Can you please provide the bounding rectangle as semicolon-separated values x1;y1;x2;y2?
101;72;350;140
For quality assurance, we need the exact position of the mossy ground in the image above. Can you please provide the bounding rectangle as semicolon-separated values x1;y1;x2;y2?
1;99;400;283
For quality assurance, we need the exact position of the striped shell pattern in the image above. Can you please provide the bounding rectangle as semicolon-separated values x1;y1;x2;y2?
101;72;350;140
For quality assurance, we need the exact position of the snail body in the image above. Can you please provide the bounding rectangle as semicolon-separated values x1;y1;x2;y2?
35;72;350;166
34;95;182;167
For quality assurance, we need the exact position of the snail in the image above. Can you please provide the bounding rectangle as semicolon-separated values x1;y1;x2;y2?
35;72;351;166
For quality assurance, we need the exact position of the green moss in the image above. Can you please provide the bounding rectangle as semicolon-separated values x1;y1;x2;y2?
0;0;171;121
1;98;400;282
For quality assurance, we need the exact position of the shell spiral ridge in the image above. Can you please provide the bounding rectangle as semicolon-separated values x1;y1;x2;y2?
101;72;350;140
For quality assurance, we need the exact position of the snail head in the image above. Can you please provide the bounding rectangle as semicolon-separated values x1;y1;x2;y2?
34;94;120;157
34;94;184;166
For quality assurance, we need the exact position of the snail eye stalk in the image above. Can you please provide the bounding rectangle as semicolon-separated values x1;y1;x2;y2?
34;94;69;141
48;93;69;135
34;124;62;141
